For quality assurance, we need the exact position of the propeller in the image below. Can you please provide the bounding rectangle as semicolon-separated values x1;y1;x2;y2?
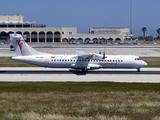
102;50;106;59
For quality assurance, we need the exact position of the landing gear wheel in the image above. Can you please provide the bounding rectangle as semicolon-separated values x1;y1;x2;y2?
81;68;88;73
137;68;140;72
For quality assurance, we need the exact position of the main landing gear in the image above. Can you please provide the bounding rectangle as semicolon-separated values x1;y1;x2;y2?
137;68;140;72
81;68;88;73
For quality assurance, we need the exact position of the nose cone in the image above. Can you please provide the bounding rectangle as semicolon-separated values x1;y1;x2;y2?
141;61;148;67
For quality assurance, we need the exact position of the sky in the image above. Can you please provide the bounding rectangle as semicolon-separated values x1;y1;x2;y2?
0;0;160;37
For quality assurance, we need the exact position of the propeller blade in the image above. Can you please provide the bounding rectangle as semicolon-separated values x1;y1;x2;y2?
103;50;106;59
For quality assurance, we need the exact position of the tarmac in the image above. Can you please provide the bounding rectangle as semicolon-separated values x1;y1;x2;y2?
1;43;160;57
0;67;160;82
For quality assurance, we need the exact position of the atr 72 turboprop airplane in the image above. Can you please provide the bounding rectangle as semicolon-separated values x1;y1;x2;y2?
10;34;147;72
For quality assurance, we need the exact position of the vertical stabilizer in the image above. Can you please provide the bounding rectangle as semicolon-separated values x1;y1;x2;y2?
10;34;32;56
10;34;50;56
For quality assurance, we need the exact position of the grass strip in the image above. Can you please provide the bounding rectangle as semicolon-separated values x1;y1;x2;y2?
0;82;160;93
0;57;38;67
140;57;160;67
1;92;160;120
1;90;160;119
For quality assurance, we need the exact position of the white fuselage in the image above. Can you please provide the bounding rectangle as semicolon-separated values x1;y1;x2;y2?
10;54;147;70
9;34;148;72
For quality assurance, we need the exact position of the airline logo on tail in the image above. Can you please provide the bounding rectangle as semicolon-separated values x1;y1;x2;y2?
10;34;50;56
15;37;32;56
16;39;32;56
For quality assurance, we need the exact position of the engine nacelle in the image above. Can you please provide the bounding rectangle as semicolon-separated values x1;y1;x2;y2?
88;64;101;70
92;54;103;60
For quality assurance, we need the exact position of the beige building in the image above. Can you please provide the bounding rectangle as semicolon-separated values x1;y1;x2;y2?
0;15;23;23
0;15;129;43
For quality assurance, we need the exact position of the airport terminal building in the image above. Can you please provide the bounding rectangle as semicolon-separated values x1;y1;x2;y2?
0;15;130;43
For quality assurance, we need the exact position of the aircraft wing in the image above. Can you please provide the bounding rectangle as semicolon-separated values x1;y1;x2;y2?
76;51;94;59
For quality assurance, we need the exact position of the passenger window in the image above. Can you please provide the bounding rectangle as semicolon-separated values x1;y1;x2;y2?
121;60;123;62
110;60;112;62
115;60;117;62
118;60;120;62
54;59;56;61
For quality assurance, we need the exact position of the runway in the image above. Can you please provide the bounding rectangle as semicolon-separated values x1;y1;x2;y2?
0;67;160;83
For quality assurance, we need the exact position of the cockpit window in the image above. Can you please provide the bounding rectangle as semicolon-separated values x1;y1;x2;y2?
135;58;141;60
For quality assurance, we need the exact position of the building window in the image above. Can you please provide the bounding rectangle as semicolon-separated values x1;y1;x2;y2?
8;24;15;27
62;32;64;34
69;32;72;34
91;31;94;34
16;25;23;28
0;25;7;27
